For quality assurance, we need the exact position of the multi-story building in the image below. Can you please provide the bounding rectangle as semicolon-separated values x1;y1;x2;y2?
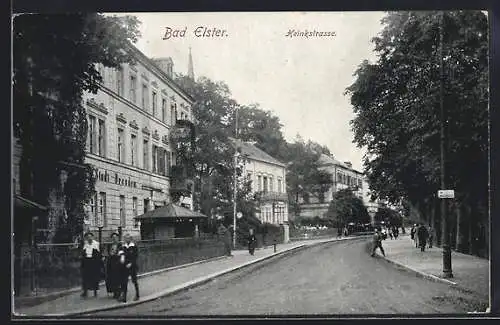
82;44;195;239
235;140;290;243
297;153;378;221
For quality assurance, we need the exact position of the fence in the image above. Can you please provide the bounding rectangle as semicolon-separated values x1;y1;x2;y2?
14;237;225;297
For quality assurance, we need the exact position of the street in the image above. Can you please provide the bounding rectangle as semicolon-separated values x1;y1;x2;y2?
87;239;487;315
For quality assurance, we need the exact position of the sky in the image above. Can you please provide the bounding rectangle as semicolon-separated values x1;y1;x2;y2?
110;12;386;171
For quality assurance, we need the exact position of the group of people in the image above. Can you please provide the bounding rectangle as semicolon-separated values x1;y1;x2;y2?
410;224;434;252
217;223;259;256
80;231;140;303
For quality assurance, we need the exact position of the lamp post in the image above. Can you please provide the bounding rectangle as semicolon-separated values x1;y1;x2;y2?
439;11;453;278
233;106;239;249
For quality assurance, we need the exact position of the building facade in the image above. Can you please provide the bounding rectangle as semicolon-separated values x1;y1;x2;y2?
298;154;379;222
83;44;194;239
236;141;290;242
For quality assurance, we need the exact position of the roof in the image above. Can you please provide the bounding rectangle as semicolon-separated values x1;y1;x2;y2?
14;195;48;212
318;154;364;174
134;203;208;220
231;139;286;167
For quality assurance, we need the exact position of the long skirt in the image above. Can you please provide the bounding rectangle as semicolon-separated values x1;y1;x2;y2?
81;257;100;291
105;256;121;294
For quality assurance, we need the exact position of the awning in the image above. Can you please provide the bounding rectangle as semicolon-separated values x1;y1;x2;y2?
14;195;48;213
134;203;208;220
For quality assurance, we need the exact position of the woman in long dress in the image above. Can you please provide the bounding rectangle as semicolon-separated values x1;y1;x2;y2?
81;232;101;298
105;232;122;299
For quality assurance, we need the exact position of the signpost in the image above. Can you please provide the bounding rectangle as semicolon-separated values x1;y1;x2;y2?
236;212;243;219
438;190;455;199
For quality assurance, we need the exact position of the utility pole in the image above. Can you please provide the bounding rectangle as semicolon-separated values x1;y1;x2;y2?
439;11;453;278
233;107;239;249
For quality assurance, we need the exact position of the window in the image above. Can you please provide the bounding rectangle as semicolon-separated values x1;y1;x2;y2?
144;198;150;214
152;145;158;173
117;128;124;163
120;195;125;227
98;192;106;227
257;176;262;192
142;84;148;110
89;192;97;225
278;179;282;193
88;115;97;154
143;139;149;170
337;172;342;184
129;75;137;103
269;177;273;192
162;98;167;122
116;68;124;96
133;197;138;227
158;147;166;176
263;177;268;193
165;150;171;175
131;134;137;166
152;91;157;116
170;105;175;126
98;119;106;157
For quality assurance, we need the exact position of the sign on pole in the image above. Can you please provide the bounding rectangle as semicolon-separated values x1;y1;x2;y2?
236;212;243;219
438;190;455;199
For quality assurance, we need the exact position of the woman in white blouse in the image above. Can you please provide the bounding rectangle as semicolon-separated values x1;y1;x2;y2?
80;232;101;298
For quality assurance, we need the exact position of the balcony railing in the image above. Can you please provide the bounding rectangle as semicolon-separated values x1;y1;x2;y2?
256;191;289;202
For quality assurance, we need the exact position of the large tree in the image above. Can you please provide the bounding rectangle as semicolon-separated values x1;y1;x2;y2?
326;189;370;226
13;14;141;242
346;11;488;256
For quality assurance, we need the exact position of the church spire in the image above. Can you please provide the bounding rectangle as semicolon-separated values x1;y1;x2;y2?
188;46;194;80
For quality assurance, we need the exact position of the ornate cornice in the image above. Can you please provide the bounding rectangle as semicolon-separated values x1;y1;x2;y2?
162;134;169;144
129;119;139;130
86;98;108;115
152;130;160;141
142;126;151;136
116;113;127;124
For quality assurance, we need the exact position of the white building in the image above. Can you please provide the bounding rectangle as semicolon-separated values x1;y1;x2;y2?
234;140;290;243
83;44;195;239
298;154;379;222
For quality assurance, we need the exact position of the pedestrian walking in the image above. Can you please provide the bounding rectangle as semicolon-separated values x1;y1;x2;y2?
388;226;394;240
118;234;140;302
393;226;399;239
80;232;101;298
218;223;232;256
337;226;342;238
248;228;257;255
105;232;122;299
371;228;385;257
417;224;429;252
428;226;435;248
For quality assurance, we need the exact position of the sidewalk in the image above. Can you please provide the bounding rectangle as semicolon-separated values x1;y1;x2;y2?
374;234;489;300
14;235;366;316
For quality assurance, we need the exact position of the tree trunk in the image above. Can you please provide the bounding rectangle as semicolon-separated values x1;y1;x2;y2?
455;201;461;252
468;204;474;254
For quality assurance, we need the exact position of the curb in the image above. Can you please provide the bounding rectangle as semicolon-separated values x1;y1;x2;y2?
14;255;228;309
39;236;370;316
45;244;308;316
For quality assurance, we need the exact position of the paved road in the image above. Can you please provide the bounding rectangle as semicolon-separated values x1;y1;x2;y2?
89;239;487;315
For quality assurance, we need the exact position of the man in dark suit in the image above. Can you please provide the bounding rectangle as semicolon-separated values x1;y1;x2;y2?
118;233;140;302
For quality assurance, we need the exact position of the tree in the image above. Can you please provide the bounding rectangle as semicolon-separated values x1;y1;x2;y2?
346;11;488;256
326;189;370;227
374;207;402;227
13;14;141;242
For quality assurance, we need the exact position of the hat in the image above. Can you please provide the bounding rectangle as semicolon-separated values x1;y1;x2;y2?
111;232;119;238
84;231;94;237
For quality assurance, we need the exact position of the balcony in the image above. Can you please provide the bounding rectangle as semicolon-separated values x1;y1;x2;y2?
256;191;288;202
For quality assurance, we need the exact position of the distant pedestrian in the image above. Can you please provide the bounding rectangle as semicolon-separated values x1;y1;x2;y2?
371;228;385;257
248;228;257;255
428;226;435;249
388;227;394;240
393;226;399;239
337;226;342;238
417;224;429;252
218;223;232;256
105;232;122;299
80;232;101;298
118;234;140;302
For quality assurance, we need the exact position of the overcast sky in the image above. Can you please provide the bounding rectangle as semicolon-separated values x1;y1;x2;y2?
111;12;386;171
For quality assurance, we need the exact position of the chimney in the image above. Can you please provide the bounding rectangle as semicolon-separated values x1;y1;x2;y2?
153;57;174;78
344;161;352;168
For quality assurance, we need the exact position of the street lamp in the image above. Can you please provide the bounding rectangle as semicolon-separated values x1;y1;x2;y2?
439;12;453;278
233;106;239;249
